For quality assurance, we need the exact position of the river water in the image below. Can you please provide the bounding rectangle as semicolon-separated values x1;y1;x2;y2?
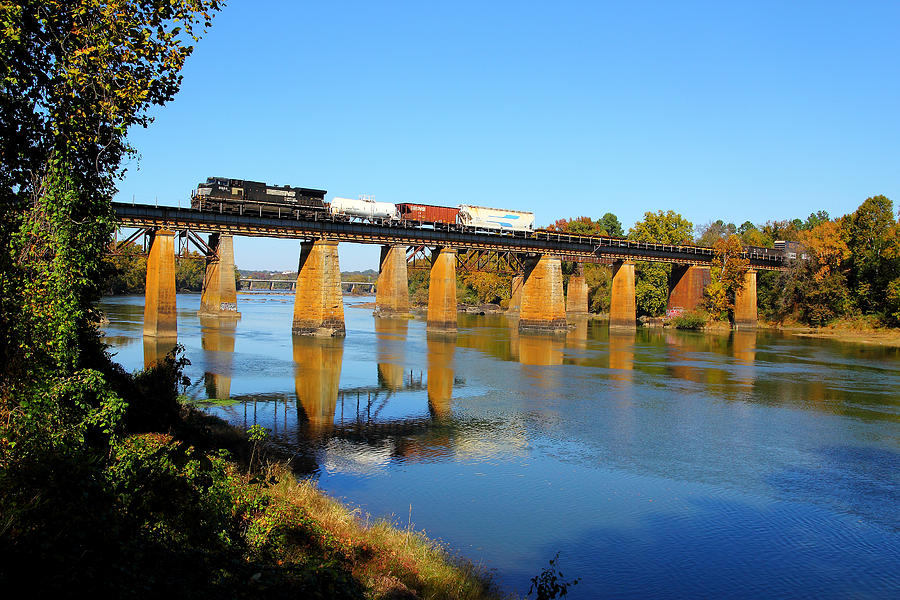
101;293;900;599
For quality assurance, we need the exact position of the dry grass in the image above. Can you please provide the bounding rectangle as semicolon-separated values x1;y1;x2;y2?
263;463;507;600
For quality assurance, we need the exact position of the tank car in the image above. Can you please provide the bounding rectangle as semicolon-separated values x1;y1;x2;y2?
329;197;400;221
191;177;328;218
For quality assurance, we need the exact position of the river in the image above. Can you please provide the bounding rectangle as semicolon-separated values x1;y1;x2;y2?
100;293;900;599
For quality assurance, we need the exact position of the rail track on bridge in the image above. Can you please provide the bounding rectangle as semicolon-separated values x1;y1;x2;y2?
113;202;784;270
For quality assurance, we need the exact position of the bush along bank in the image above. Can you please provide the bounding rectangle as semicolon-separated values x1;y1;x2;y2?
0;350;501;599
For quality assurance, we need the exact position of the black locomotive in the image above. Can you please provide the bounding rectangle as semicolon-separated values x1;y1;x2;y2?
191;177;328;218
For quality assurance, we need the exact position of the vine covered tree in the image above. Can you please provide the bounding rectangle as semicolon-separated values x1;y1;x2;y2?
1;1;222;590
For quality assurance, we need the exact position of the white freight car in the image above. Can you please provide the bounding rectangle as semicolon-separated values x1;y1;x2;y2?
457;205;534;232
329;197;400;220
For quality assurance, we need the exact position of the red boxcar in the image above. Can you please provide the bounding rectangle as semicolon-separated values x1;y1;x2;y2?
396;203;459;225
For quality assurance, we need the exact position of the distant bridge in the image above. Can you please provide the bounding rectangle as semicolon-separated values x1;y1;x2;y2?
239;278;375;293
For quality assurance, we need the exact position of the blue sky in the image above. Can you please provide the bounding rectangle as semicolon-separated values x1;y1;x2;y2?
115;1;900;271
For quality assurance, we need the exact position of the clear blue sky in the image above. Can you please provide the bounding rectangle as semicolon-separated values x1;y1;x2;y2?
114;0;900;271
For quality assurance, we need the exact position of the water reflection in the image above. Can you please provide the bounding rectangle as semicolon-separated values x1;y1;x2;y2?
142;336;177;369
101;295;900;600
608;330;635;381
375;317;408;391
427;332;456;418
664;331;706;384
731;330;757;386
519;333;565;366
200;315;238;399
293;335;344;437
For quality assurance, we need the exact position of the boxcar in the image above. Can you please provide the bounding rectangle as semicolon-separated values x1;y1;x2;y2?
396;203;460;225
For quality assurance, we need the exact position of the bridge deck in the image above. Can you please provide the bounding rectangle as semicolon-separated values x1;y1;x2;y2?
114;203;784;269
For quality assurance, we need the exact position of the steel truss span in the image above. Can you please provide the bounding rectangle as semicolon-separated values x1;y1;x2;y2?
113;203;784;270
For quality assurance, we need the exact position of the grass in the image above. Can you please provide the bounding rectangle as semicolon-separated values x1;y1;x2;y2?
262;465;503;600
171;407;506;599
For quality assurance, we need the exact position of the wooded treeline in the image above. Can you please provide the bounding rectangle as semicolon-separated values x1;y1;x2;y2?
537;197;900;327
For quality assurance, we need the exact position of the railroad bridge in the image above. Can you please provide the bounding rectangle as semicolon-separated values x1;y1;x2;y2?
114;202;783;338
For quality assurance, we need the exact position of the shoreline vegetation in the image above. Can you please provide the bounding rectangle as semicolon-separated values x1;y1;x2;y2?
168;406;506;600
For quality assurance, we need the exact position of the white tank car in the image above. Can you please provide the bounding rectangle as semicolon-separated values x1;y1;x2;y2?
329;197;400;220
457;205;535;231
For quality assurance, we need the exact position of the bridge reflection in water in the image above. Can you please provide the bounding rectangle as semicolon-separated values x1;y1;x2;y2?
143;336;177;370
141;304;773;478
200;315;238;400
293;335;344;437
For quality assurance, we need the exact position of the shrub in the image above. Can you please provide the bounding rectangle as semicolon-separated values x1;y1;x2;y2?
673;311;708;330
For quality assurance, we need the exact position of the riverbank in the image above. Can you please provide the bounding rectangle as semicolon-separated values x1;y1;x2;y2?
774;323;900;347
176;407;504;600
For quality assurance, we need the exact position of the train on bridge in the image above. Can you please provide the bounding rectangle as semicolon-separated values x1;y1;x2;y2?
188;177;805;262
191;177;535;232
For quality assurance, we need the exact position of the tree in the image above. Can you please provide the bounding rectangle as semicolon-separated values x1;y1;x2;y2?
628;210;693;316
847;195;897;313
804;210;830;231
703;234;749;321
695;219;736;247
630;210;694;245
599;212;624;237
0;1;221;579
2;0;221;394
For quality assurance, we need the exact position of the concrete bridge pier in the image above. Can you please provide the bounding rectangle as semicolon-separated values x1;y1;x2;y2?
375;244;410;316
143;229;177;338
292;239;345;336
427;247;458;332
519;254;567;333
199;233;240;317
566;263;589;315
668;265;710;313
733;269;758;329
609;260;636;329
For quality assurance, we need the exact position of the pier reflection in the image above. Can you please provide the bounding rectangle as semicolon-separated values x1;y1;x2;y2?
293;335;344;437
142;336;177;370
565;316;590;366
375;317;408;390
200;315;237;400
731;330;758;386
519;333;565;366
608;330;635;381
427;332;456;418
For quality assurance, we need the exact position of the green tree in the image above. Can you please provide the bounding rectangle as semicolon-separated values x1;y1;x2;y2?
628;210;693;316
804;210;830;231
599;212;624;237
0;1;221;587
847;195;897;313
176;254;206;291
